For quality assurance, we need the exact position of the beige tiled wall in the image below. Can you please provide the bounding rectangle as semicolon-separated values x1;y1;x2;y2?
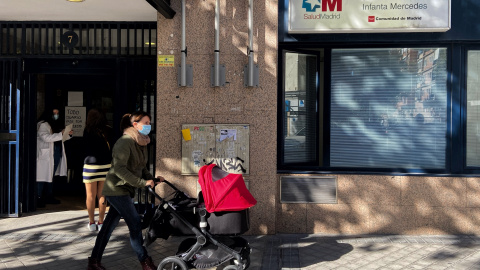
155;0;278;235
278;175;480;235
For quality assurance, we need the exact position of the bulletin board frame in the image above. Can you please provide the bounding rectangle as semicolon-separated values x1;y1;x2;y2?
181;124;250;175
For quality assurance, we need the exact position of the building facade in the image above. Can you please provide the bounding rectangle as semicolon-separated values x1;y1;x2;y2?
2;0;480;236
155;0;480;235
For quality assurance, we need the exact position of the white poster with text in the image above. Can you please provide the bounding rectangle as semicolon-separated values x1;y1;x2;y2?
65;107;86;137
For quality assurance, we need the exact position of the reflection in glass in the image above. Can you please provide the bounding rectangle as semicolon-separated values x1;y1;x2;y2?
284;52;317;164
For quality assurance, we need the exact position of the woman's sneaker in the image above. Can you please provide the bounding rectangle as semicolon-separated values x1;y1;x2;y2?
97;222;103;231
88;222;97;232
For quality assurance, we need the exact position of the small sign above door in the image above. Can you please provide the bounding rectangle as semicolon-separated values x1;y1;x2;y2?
61;31;79;49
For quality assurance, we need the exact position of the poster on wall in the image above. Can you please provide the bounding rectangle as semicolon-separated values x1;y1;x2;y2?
289;0;451;33
181;124;250;175
65;107;86;137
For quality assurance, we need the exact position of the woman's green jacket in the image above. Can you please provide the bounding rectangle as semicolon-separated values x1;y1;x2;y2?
102;134;153;197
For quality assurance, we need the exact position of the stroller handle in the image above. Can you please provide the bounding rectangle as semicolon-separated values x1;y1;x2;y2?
155;178;181;192
146;179;181;203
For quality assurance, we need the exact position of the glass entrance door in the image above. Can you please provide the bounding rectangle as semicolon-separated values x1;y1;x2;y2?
0;59;21;217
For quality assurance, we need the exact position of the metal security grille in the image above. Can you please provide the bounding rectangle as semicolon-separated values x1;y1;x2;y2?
280;176;337;204
0;22;156;56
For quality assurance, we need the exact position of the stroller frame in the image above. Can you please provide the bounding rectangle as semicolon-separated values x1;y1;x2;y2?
146;180;251;270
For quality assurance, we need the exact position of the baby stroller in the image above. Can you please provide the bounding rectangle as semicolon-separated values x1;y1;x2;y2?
144;164;257;270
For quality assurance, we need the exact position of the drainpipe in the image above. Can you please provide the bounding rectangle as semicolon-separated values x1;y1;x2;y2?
244;0;258;87
178;0;192;87
180;0;186;86
211;0;225;87
247;0;254;86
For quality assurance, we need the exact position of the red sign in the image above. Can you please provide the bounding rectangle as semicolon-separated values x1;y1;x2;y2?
368;16;375;22
322;0;342;12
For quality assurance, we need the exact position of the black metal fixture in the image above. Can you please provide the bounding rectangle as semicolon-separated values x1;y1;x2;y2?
145;0;176;19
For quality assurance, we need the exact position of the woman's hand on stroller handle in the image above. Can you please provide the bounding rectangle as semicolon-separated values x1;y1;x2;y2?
145;180;155;188
145;176;165;188
154;176;165;184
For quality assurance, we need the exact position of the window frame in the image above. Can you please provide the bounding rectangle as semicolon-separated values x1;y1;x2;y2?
277;43;480;176
279;49;322;167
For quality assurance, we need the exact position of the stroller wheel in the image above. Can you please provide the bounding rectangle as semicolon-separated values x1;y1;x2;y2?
158;256;188;270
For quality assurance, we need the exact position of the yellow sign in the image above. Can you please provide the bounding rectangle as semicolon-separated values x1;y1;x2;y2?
158;55;175;67
182;128;192;141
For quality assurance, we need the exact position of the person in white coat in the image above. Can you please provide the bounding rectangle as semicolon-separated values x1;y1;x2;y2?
36;109;73;207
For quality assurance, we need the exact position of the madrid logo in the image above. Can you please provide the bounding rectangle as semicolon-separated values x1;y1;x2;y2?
303;0;321;12
302;0;343;12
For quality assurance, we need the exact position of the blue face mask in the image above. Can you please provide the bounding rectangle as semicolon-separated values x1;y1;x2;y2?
53;114;59;120
138;124;151;136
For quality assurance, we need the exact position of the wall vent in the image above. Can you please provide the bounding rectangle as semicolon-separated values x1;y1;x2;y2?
280;176;337;204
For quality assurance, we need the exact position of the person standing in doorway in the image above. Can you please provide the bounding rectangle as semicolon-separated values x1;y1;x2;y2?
83;108;113;232
87;111;164;270
36;108;73;207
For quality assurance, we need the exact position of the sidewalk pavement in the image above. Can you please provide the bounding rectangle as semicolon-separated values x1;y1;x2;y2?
1;209;480;270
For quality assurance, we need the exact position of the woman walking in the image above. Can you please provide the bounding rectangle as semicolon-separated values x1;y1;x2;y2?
87;111;164;270
83;108;113;232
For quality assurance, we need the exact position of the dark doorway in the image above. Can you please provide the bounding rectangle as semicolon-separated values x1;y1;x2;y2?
1;22;157;215
23;58;156;212
39;74;115;196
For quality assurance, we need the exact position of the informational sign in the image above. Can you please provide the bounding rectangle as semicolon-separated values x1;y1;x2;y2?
158;55;175;67
65;107;86;137
181;124;250;175
68;91;83;106
289;0;451;33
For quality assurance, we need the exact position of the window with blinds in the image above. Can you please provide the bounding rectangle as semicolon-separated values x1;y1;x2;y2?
467;51;480;167
330;48;447;169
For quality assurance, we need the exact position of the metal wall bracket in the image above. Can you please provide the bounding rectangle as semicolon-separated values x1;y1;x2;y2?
210;64;226;87
243;64;259;87
177;64;193;87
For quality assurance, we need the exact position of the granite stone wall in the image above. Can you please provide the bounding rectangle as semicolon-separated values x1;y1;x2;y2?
155;0;278;234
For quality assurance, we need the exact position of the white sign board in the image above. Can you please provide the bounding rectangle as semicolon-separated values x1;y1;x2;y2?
65;107;86;137
67;91;83;106
289;0;451;33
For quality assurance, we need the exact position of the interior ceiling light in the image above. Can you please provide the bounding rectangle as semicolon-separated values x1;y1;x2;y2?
67;0;85;2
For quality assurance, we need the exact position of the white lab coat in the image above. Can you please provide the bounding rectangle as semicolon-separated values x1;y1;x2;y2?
36;121;70;183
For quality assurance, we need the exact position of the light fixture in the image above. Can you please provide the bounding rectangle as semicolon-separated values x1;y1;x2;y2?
145;42;156;46
67;0;85;2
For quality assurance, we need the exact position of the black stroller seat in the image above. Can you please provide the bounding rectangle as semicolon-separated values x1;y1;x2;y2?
144;164;256;270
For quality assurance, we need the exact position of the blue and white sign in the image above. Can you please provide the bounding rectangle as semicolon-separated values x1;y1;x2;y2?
289;0;451;33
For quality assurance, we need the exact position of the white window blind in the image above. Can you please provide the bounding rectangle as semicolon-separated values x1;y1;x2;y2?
467;51;480;167
330;48;447;169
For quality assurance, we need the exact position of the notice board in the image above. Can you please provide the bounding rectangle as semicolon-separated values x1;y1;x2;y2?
181;124;249;175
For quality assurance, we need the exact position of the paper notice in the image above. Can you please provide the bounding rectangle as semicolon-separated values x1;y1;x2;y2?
182;128;192;141
219;129;237;141
62;124;73;142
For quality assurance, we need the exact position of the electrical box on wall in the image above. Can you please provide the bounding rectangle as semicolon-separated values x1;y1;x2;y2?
181;124;250;175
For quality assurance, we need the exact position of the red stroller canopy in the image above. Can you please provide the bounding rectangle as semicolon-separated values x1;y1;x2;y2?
198;164;257;213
